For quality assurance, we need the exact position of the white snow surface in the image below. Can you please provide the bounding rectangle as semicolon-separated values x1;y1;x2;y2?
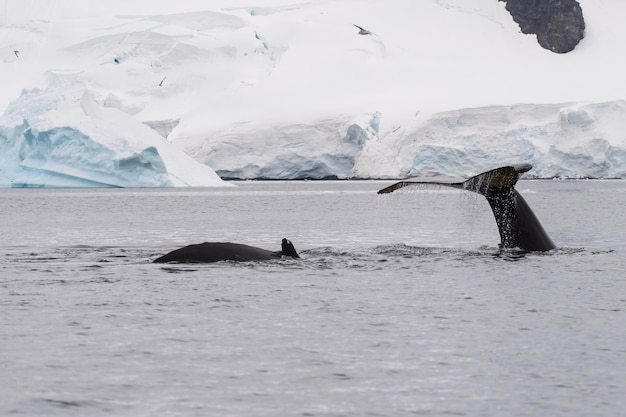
2;0;626;185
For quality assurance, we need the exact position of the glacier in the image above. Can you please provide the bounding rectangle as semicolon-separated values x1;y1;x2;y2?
2;0;626;186
354;101;626;179
180;101;626;180
183;114;375;180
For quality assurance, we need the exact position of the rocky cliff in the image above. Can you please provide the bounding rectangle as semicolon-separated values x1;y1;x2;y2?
501;0;585;53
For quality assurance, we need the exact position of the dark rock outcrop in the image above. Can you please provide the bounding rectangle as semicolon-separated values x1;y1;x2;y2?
500;0;585;53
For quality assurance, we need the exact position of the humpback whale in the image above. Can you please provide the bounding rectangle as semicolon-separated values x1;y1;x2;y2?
153;238;299;263
378;163;556;251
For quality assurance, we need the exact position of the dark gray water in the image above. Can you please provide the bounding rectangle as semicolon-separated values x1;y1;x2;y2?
1;180;625;417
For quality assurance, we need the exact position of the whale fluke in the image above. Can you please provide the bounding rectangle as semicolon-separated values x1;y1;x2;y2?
154;238;299;263
378;164;556;251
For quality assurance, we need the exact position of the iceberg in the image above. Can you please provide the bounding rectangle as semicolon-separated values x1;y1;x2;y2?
0;84;229;188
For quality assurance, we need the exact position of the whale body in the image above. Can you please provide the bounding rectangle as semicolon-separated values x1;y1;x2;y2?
154;238;299;263
378;163;556;251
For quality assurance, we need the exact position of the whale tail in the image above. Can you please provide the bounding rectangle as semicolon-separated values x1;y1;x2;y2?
378;163;555;251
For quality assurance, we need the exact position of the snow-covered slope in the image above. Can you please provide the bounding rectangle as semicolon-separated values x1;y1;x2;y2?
2;0;626;184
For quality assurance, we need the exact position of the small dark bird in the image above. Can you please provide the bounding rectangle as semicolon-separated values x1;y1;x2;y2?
353;24;372;35
14;50;19;58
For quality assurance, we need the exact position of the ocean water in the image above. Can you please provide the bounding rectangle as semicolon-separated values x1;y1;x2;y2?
1;180;625;417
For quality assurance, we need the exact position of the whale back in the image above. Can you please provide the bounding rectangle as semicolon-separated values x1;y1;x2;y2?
154;239;300;263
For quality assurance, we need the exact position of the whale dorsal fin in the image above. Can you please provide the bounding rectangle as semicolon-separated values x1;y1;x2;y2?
281;238;300;258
